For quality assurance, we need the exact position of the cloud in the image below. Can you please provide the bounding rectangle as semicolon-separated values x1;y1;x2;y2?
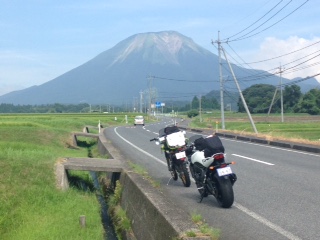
251;36;320;82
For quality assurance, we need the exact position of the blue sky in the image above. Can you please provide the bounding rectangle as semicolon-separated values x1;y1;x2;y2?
1;0;319;95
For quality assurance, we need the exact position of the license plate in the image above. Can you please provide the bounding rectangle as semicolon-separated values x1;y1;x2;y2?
217;166;232;176
175;151;186;159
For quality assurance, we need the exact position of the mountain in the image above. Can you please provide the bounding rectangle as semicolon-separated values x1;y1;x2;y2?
0;31;319;105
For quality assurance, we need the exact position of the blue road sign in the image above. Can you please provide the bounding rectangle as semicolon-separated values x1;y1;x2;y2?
155;102;161;108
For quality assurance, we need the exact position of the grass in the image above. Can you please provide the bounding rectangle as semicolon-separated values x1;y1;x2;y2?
128;161;161;188
182;212;221;240
1;111;317;239
188;112;320;145
0;113;138;240
107;181;132;240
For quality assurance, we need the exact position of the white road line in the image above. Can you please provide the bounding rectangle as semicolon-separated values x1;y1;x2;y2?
114;127;166;166
114;126;301;240
234;203;301;240
232;154;275;165
223;138;320;157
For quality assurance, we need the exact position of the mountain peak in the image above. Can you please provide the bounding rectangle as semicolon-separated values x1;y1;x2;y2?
110;31;203;65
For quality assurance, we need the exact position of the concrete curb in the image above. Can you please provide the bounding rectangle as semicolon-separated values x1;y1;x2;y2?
215;132;320;154
178;126;320;154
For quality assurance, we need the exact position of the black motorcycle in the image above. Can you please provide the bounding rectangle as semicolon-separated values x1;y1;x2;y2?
150;126;191;187
186;134;237;208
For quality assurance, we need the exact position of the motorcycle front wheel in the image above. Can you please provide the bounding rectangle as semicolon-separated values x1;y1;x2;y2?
215;176;234;208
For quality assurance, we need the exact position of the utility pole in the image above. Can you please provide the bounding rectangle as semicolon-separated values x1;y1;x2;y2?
147;75;154;115
221;45;258;134
216;31;225;129
199;94;202;123
139;90;143;113
268;66;284;116
133;97;137;112
268;86;278;115
280;65;284;123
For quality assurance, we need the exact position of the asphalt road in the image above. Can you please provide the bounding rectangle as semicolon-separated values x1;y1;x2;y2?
104;118;320;240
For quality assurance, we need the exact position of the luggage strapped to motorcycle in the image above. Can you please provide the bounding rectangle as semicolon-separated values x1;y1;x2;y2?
194;135;225;157
164;126;180;135
166;131;186;148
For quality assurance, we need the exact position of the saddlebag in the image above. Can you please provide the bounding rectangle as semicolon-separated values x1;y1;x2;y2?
164;126;180;135
194;135;225;157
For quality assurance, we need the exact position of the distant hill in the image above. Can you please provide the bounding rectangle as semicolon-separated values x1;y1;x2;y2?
0;31;319;105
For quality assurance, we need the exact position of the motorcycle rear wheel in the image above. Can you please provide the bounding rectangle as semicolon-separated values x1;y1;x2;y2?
215;176;234;208
180;164;191;187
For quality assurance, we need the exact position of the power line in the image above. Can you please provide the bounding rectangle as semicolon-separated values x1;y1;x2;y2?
283;61;320;74
229;0;310;42
219;40;320;84
224;0;286;41
213;42;277;83
280;52;320;73
151;75;218;83
229;0;292;41
281;73;320;86
244;39;320;64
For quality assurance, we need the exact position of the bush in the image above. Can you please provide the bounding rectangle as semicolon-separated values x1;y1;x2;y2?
187;110;199;118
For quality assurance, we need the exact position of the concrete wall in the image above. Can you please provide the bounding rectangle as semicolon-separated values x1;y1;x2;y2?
119;172;201;240
99;130;209;240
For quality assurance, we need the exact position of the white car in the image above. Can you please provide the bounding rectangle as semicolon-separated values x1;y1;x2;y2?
134;116;145;126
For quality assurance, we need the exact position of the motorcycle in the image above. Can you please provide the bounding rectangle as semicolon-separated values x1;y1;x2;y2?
150;126;191;187
186;134;237;208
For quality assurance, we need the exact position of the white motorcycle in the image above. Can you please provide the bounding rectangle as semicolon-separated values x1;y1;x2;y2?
186;134;237;208
150;126;191;187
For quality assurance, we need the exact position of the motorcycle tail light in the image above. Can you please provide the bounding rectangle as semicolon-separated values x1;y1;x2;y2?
213;153;224;161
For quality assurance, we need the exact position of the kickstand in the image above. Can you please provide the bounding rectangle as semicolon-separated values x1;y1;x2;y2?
166;176;173;185
198;188;207;203
198;194;204;203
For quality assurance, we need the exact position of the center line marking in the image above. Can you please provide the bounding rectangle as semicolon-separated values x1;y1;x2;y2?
232;154;275;165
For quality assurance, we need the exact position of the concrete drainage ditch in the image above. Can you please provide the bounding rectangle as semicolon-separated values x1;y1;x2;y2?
55;127;212;240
